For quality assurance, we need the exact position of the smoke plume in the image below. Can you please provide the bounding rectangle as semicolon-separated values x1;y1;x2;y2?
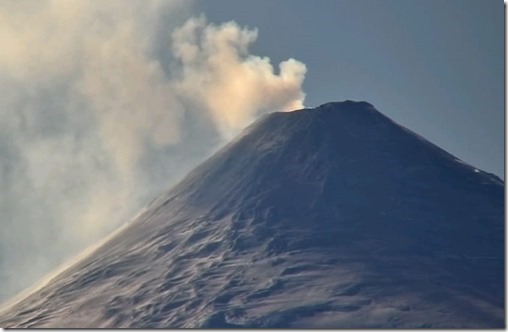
0;0;306;302
172;15;306;137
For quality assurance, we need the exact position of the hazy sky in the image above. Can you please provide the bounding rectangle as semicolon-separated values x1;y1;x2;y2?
0;0;503;304
200;0;504;177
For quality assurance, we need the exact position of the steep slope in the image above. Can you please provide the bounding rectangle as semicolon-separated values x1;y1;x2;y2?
0;101;504;328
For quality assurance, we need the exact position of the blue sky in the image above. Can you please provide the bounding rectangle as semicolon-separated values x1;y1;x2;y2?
200;0;504;177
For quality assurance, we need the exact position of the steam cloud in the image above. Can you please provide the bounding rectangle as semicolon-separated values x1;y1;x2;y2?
0;1;306;302
172;15;306;137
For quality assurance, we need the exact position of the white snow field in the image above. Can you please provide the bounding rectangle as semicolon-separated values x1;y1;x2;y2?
0;101;504;328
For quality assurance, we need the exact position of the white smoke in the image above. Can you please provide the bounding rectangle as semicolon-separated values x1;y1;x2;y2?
172;15;306;137
0;0;306;302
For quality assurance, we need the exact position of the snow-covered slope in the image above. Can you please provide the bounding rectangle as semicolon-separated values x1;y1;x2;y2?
0;101;504;328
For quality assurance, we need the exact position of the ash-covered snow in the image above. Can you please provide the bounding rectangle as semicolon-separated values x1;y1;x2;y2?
0;101;504;328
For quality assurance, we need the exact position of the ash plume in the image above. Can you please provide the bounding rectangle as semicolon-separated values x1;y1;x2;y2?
0;0;306;302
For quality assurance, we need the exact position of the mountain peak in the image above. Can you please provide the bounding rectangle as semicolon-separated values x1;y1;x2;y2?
317;100;375;110
282;100;377;117
278;100;385;127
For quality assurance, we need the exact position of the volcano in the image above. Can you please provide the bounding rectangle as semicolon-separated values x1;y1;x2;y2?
0;101;504;328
